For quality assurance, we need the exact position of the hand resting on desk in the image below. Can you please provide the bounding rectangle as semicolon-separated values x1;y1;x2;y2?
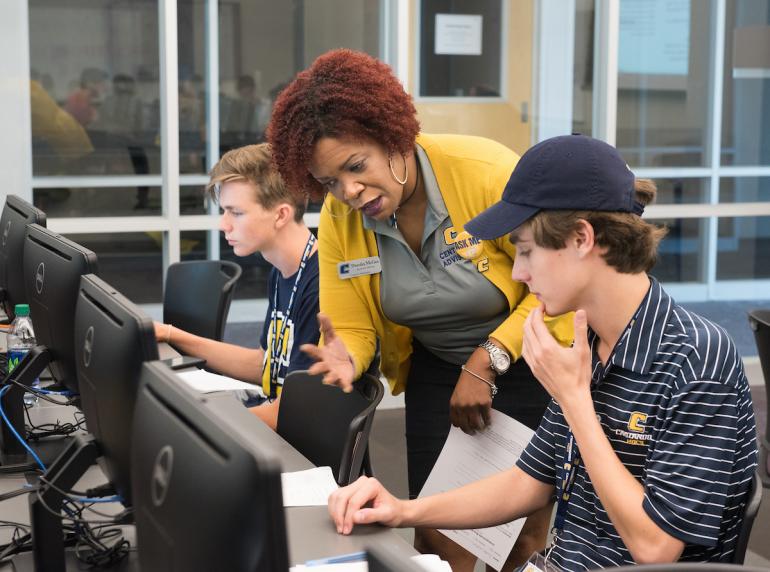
328;476;406;535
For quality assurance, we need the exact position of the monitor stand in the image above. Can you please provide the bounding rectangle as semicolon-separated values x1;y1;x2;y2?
28;434;99;572
0;346;71;473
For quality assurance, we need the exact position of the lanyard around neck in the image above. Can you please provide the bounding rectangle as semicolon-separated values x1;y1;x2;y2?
552;431;581;539
268;233;316;396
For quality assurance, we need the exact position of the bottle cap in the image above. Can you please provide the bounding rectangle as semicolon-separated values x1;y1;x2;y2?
14;304;30;317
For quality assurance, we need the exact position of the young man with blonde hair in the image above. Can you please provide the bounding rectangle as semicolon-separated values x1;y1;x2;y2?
155;143;319;429
327;135;757;570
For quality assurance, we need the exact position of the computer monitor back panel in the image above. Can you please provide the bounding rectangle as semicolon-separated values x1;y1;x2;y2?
0;195;46;319
23;224;97;392
74;274;158;504
131;362;289;572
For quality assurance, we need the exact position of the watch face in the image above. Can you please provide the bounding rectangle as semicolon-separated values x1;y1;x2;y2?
492;352;510;372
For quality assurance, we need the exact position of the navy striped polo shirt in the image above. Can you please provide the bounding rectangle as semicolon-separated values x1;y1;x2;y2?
517;277;757;570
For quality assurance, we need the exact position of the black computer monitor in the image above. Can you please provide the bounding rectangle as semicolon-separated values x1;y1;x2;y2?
74;273;158;504
0;224;97;471
0;195;46;320
23;223;98;394
367;547;425;572
131;361;290;571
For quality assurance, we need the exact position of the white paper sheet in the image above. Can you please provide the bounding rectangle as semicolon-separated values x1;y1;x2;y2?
288;554;451;571
175;369;264;393
290;563;366;572
281;466;339;507
419;409;535;571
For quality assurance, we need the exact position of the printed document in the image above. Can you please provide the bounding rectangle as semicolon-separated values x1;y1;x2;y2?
176;369;265;394
281;466;338;507
419;409;535;571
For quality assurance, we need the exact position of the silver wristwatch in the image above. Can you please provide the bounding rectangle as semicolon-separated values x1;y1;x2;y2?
479;340;511;375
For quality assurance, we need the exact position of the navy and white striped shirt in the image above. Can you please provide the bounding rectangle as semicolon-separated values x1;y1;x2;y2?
517;277;757;570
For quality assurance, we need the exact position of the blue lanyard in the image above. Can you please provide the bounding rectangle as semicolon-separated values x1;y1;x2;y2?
268;233;315;397
553;431;581;537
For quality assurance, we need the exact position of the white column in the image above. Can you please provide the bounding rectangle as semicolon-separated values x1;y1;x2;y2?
160;0;181;268
0;1;32;203
205;0;221;261
534;0;576;142
592;0;619;145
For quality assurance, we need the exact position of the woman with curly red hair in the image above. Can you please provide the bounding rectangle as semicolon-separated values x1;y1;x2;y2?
268;49;573;571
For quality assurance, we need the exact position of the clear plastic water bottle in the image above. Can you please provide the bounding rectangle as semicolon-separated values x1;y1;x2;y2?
7;303;39;406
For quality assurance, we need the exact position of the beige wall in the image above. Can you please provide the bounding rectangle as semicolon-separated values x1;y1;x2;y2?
410;0;534;156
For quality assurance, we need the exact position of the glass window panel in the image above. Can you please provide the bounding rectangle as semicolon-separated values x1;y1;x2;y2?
180;230;208;261
418;0;503;98
572;0;594;136
29;0;160;176
306;198;322;215
648;217;707;283
218;0;381;156
716;216;770;279
616;0;713;167
721;0;770;166
33;186;161;217
181;183;211;215
179;0;207;174
719;177;770;203
66;232;163;304
650;177;709;204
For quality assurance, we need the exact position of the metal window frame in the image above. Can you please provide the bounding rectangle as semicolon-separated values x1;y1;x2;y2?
25;0;389;320
590;0;770;300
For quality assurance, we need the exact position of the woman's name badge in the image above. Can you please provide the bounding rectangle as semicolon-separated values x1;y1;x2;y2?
337;257;382;279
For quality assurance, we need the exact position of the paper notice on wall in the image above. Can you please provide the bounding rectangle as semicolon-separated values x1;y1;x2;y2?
418;410;535;571
434;14;483;55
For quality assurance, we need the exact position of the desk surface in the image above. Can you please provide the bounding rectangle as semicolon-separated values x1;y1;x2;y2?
0;375;417;570
204;390;418;565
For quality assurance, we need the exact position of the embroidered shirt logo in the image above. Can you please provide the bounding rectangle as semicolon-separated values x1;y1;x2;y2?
613;411;651;446
628;412;647;433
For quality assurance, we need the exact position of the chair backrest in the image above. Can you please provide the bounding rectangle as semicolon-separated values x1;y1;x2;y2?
748;309;770;445
163;260;241;342
276;371;384;485
733;470;763;564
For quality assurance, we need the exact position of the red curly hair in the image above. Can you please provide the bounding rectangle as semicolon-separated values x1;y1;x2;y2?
267;49;421;201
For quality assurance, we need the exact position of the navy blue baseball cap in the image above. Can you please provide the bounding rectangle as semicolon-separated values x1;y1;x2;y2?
465;134;642;240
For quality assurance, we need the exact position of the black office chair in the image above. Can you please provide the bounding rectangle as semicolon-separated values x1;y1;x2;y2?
163;260;241;343
608;565;768;572
276;371;384;486
748;309;770;489
609;471;762;568
734;471;763;564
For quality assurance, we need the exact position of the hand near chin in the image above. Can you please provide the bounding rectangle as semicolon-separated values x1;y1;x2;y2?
328;476;404;535
301;312;356;392
522;306;592;406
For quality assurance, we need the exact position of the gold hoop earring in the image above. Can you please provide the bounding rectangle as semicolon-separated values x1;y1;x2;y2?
322;192;353;218
388;153;408;185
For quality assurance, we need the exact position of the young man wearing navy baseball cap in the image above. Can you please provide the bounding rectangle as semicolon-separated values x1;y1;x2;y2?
325;134;758;570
